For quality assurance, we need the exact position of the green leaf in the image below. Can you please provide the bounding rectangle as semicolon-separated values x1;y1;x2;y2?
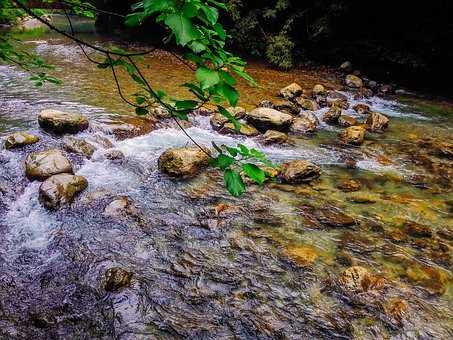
143;0;176;15
135;96;147;105
224;169;246;197
226;146;238;157
238;144;250;157
216;81;239;107
135;107;149;115
214;154;235;170
211;141;223;154
165;13;200;46
125;12;146;27
175;100;198;110
220;70;236;86
218;106;241;131
196;67;220;90
200;5;219;25
182;2;198;18
242;163;266;185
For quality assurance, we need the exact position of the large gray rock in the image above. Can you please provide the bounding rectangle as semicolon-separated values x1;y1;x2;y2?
246;108;293;132
39;173;88;209
38;109;89;134
290;112;319;134
3;131;39;149
280;160;321;183
25;149;73;180
158;147;210;178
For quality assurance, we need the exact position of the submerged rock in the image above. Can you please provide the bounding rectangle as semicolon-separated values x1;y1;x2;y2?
38;109;89;134
94;115;156;140
366;112;390;133
104;149;125;162
295;98;319;111
246;108;293;132
63;136;96;158
338;115;358;127
284;245;318;267
323;106;342;124
337;179;361;192
290;112;319;134
404;221;432;238
25;149;73;180
158;147;210;178
3;131;39;149
340;61;353;73
339;126;366;145
279;82;303;99
280;160;321;184
353;103;371;115
261;130;289;145
338;266;385;294
345;74;363;88
353;87;373;100
383;298;409;326
103;267;133;292
104;196;139;220
39;173;88;209
314;207;355;228
405;263;450;295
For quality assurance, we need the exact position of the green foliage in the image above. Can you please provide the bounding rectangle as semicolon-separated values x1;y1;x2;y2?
210;142;277;196
265;33;294;69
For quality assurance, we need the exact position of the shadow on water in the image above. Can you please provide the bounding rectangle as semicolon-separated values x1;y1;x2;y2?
0;32;452;338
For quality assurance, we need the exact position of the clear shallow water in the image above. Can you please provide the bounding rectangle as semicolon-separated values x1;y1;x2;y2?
0;33;452;339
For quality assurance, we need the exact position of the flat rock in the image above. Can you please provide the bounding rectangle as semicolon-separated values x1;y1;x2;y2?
339;126;366;145
246;108;293;132
366;112;389;133
314;207;355;227
295;98;319;111
338;115;358;127
345;74;363;88
39;173;88;209
38;109;89;134
290;112;319;134
25;149;73;180
219;122;259;136
261;130;289;145
279;82;303;99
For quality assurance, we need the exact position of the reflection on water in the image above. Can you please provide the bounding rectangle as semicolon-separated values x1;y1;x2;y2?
0;33;452;338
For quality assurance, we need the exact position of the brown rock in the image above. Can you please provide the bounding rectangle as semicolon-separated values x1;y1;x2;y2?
404;221;432;238
339;126;366;145
284;245;318;267
158;147;210;178
338;115;358;127
279;83;303;99
219;122;259;136
280;160;321;184
290;111;319;134
261;130;289;145
353;87;373;100
104;267;133;292
353;103;371;115
323;106;342;124
337;179;361;192
93;115;156;140
345;74;363;88
366;112;390;133
295;97;319;111
313;84;326;96
314;207;355;228
104;196;139;219
383;299;409;326
39;173;88;209
273;99;300;115
405;263;450;294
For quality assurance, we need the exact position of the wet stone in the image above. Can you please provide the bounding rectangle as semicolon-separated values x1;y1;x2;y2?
290;111;319;134
219;122;259;136
39;173;88;209
246;107;293;132
279;82;303;99
353;87;374;100
261;130;289;145
337;179;361;192
272;99;300;115
104;149;125;162
25;149;73;180
38;109;89;134
338;115;358;127
366;112;390;133
280;160;321;184
104;196;139;220
405;263;450;295
63;136;96;158
3;131;39;149
313;84;326;96
383;298;409;327
314;207;355;228
295;98;319;111
353;103;371;115
284;245;318;267
345;74;363;88
158;146;210;178
338;266;385;294
404;221;433;238
339;126;366;145
103;267;133;292
323;106;342;124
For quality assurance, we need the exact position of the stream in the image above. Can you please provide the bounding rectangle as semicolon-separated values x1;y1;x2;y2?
0;32;452;339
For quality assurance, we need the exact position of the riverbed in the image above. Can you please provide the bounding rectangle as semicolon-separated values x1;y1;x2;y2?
0;32;452;339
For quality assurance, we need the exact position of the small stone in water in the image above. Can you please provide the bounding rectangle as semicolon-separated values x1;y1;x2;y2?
104;267;133;292
3;131;39;149
337;179;361;192
25;149;73;180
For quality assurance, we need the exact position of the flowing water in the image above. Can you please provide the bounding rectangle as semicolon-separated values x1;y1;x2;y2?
0;32;452;339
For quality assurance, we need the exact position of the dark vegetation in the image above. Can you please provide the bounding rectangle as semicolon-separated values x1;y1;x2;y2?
95;0;453;95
